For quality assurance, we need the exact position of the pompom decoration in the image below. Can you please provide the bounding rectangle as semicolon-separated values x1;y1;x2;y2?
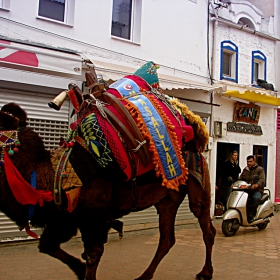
0;130;21;166
69;141;75;147
15;141;21;147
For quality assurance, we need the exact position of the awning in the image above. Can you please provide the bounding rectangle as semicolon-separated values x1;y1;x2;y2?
157;73;222;92
0;39;82;78
0;66;82;90
84;58;223;92
224;90;280;107
179;99;212;118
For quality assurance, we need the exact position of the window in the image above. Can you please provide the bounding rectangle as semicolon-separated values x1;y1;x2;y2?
0;0;10;10
220;41;238;83
111;0;142;43
253;145;267;186
37;0;75;26
251;51;266;84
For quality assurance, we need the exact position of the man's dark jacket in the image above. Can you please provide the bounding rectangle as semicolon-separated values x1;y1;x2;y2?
239;164;265;193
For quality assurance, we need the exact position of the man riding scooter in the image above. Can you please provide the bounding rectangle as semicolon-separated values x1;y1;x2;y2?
239;155;265;223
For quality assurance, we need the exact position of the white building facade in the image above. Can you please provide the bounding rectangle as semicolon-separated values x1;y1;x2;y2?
208;0;280;209
0;0;279;239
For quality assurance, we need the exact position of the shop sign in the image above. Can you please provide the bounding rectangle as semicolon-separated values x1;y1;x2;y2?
227;122;263;135
233;102;260;124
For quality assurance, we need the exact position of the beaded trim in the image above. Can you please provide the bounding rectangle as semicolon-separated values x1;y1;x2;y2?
0;130;21;171
1;111;19;120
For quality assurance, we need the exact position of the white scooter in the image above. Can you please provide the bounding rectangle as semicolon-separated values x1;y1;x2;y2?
222;176;274;237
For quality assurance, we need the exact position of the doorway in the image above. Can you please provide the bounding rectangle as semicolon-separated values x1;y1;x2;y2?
253;145;267;186
215;142;240;208
216;142;240;185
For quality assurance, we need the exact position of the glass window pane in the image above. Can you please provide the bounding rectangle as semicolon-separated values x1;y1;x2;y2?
223;52;231;76
111;0;132;40
254;61;259;82
38;0;65;22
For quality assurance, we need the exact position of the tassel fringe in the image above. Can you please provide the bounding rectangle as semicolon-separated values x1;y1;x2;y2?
169;98;209;152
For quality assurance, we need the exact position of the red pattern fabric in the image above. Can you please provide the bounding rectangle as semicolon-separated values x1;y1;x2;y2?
103;75;194;181
4;149;53;206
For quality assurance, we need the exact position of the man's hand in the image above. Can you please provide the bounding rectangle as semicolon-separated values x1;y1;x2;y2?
251;184;258;190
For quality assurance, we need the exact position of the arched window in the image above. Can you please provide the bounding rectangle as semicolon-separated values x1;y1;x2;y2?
251;51;267;85
220;41;238;83
237;17;255;29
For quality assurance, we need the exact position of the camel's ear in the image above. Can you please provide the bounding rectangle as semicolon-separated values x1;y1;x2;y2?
0;103;27;129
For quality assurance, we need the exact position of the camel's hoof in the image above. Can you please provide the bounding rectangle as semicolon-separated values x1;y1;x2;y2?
196;273;212;280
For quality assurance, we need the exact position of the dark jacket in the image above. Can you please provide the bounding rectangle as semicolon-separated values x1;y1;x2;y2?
239;164;265;193
221;160;241;187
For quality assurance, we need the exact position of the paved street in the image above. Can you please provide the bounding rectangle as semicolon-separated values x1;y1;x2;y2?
1;213;280;280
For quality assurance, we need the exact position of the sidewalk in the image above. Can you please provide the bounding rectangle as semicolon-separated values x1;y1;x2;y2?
1;213;280;280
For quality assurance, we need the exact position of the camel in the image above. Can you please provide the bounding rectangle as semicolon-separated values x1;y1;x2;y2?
0;64;215;280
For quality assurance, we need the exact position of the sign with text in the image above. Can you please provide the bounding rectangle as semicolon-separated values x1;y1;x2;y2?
233;102;260;124
227;122;263;135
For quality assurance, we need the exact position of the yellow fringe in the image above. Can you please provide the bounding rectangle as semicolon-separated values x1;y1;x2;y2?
169;98;209;152
145;94;189;190
124;96;188;191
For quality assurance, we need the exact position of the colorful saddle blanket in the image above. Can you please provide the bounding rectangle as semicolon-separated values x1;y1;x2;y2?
51;147;82;212
76;62;194;190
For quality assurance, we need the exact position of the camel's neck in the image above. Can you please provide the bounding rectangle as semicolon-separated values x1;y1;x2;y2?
0;127;54;227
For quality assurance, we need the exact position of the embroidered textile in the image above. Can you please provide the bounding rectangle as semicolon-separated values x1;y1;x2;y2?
81;113;113;168
109;77;188;190
51;147;82;212
184;151;206;189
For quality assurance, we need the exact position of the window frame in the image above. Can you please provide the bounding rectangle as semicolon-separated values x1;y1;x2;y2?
220;40;238;83
37;0;75;26
111;0;142;44
0;0;10;10
251;50;266;85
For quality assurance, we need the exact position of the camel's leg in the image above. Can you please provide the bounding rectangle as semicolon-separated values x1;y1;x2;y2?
79;221;109;280
135;191;186;280
39;222;86;280
187;174;216;280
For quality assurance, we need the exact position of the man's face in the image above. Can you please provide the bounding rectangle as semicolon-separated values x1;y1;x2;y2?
247;158;256;169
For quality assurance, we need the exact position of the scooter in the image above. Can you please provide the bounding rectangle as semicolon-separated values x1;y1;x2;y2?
222;176;274;237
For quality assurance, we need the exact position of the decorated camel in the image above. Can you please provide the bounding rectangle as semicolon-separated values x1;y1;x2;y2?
0;62;215;280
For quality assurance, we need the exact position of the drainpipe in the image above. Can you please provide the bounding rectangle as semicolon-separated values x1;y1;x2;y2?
210;1;219;85
208;1;220;217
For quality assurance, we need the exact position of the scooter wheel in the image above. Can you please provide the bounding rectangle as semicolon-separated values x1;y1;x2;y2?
222;219;240;237
256;221;269;230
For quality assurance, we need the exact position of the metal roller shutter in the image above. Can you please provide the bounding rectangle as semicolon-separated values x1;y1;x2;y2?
0;89;70;240
120;197;195;231
0;89;70;149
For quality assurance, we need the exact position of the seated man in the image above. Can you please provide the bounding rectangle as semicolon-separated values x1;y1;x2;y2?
239;155;265;223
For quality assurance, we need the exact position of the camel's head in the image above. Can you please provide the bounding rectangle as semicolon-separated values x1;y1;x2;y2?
0;103;27;130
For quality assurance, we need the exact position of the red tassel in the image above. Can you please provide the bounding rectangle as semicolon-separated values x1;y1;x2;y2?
25;223;39;239
3;149;53;206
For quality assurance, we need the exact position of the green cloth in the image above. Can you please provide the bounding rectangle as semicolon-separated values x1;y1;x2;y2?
134;61;160;90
